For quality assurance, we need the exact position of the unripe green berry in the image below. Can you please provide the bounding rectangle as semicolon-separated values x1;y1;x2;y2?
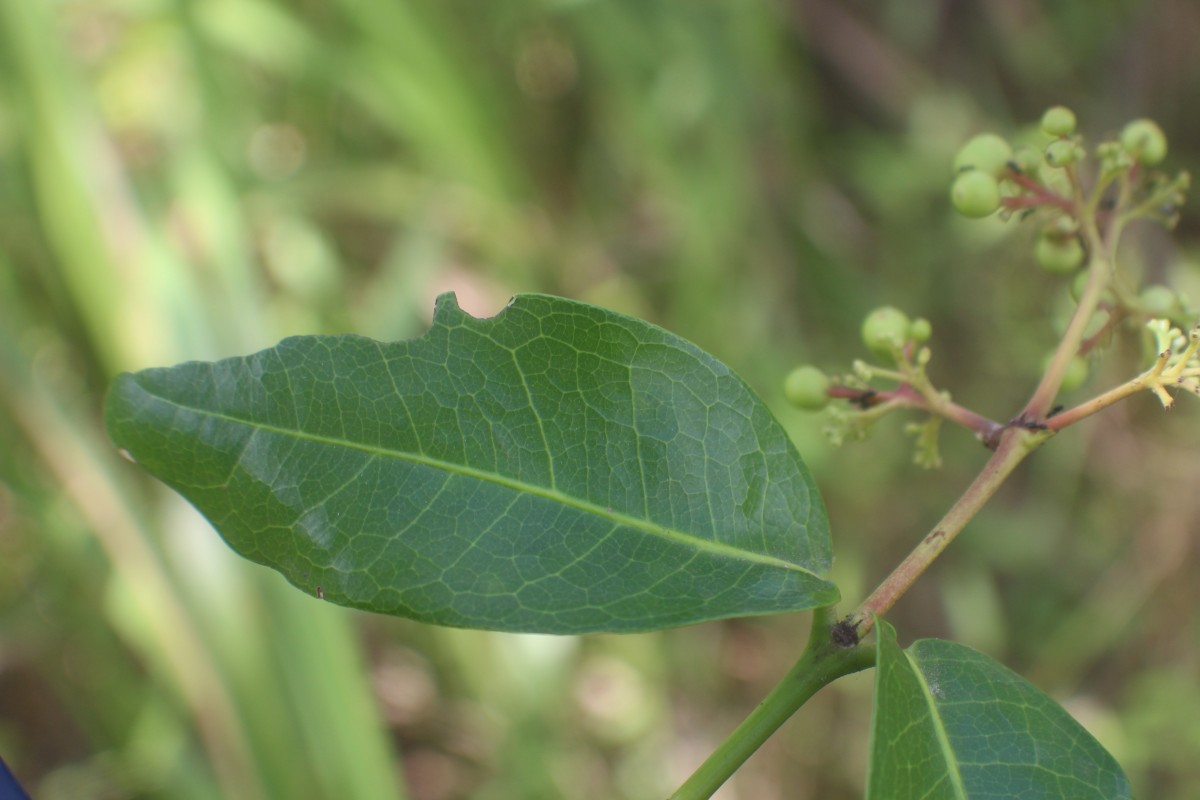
1048;354;1089;393
862;306;911;358
1040;106;1077;137
909;318;932;343
784;366;831;411
951;171;1001;218
953;133;1013;177
1082;309;1108;340
1037;161;1072;195
1035;232;1084;274
1010;144;1043;174
1120;119;1167;165
1069;271;1116;306
1044;139;1082;167
1139;284;1180;316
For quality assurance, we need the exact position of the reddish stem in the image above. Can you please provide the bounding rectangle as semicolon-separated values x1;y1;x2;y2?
828;385;1003;445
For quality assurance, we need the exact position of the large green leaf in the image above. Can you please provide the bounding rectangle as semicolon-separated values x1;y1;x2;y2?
105;293;837;633
867;620;1131;799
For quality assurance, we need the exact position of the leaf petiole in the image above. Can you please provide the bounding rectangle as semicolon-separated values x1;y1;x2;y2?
669;606;874;800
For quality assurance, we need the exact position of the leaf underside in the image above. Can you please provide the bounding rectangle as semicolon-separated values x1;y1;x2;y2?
868;620;1132;799
105;293;837;633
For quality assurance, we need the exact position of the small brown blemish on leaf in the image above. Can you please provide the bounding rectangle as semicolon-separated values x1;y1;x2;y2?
316;586;325;600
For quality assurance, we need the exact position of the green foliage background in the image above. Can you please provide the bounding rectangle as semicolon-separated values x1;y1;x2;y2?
1;1;1198;798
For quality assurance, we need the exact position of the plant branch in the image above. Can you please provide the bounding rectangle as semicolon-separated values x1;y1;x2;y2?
933;395;1005;444
678;126;1192;800
668;606;875;800
1044;376;1151;431
830;381;1004;444
1024;249;1110;420
1048;336;1200;428
1003;172;1074;213
842;425;1050;640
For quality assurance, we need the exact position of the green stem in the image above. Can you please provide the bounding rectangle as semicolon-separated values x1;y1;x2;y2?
669;607;875;800
1024;252;1109;420
672;144;1178;800
1048;340;1196;429
1045;377;1148;430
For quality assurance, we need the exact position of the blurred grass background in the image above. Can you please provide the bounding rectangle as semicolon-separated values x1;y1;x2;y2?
2;1;1199;798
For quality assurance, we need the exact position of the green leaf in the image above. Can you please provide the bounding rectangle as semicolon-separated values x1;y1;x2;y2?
867;620;1131;799
105;293;837;633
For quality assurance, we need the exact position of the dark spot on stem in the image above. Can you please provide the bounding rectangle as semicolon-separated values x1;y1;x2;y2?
925;529;946;545
831;618;861;648
1007;412;1048;432
852;390;879;410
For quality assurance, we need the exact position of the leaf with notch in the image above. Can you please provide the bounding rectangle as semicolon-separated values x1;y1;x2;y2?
104;293;837;633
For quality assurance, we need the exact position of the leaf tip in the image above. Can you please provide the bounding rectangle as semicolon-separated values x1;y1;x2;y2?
102;371;140;444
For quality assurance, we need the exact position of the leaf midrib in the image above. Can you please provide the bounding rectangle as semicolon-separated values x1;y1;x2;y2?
906;651;969;799
146;388;820;577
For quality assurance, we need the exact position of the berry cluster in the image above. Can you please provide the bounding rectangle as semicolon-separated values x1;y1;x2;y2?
784;308;935;413
950;107;1188;280
785;107;1195;466
786;306;956;467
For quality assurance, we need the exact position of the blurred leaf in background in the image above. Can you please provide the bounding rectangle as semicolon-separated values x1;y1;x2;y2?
0;1;1198;798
